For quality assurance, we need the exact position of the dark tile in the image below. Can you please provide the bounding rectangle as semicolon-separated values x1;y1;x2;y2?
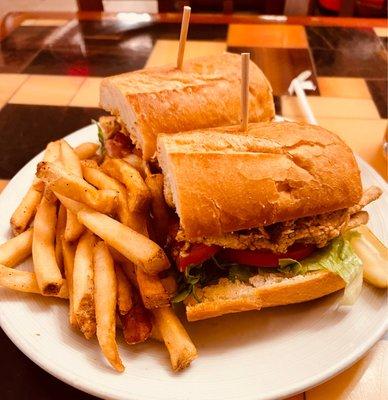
306;26;387;78
306;27;384;51
0;328;97;400
0;49;40;73
0;104;105;178
0;26;56;51
48;21;227;53
311;47;387;78
379;36;388;50
366;80;388;118
228;46;319;96
23;46;150;76
273;95;281;115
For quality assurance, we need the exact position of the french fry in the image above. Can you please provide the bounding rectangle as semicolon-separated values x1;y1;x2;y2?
0;264;68;298
74;142;99;160
82;164;131;226
73;231;96;339
124;261;170;309
93;241;124;372
37;161;118;214
101;158;150;212
60;140;85;242
76;208;170;275
55;204;66;270
122;154;146;178
0;229;32;267
115;265;133;315
120;289;152;345
10;186;42;235
62;239;77;327
152;307;197;371
160;275;178;297
32;194;63;295
145;174;170;246
11;141;61;235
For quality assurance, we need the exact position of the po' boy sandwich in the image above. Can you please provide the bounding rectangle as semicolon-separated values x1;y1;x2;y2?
156;121;382;321
98;52;274;160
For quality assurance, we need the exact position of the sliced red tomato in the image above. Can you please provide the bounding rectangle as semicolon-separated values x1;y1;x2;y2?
220;244;315;267
178;244;220;272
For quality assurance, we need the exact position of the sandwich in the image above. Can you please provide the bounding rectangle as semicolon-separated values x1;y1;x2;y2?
98;52;275;160
156;121;382;321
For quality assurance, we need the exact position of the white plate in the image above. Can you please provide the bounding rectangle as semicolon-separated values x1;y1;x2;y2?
0;124;387;400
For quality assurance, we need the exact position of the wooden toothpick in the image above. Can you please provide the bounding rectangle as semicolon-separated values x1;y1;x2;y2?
177;6;191;69
241;53;250;131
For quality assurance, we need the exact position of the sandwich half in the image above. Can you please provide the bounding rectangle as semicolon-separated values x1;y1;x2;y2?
99;52;274;160
156;122;382;321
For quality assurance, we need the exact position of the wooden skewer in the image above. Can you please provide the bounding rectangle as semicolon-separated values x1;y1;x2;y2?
177;6;191;69
241;53;250;131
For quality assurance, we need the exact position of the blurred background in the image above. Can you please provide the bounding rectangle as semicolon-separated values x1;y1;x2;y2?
1;0;387;20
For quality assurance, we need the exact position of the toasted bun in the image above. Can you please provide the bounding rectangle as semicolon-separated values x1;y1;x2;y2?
185;270;345;321
157;121;362;239
99;52;274;160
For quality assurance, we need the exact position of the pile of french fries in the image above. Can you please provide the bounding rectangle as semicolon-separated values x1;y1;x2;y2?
0;139;197;372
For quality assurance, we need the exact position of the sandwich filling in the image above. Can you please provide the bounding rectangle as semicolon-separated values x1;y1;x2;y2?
170;187;381;305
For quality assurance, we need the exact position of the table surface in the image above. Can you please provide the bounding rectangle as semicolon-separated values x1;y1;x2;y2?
0;11;387;400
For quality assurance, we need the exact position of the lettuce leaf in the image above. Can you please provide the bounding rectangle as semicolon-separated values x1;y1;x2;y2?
91;119;105;156
279;231;363;304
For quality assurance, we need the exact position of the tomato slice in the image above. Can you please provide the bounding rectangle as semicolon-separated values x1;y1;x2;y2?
178;244;220;272
220;244;315;267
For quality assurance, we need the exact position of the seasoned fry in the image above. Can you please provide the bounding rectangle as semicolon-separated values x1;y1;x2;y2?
146;174;170;246
160;275;178;297
73;231;96;339
102;158;150;212
122;154;145;177
133;262;170;309
0;229;32;267
62;239;77;327
76;208;170;275
37;161;118;214
10;186;42;235
115;265;133;315
61;140;85;242
82;164;131;225
55;204;66;270
11;141;61;235
32;194;63;295
120;290;152;345
93;241;124;372
0;264;68;298
152;307;197;371
74;142;99;160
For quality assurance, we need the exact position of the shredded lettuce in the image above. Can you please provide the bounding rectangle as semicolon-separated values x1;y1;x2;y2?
279;231;363;305
91;119;105;156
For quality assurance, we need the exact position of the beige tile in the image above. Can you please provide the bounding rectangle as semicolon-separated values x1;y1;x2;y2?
21;19;68;26
306;341;387;400
288;116;387;179
9;75;85;106
228;24;308;48
69;77;103;108
145;40;227;68
281;96;380;120
0;74;29;107
374;27;388;37
317;77;371;99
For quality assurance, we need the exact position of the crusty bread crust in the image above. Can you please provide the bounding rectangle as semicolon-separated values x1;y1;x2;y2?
185;270;345;321
100;52;274;160
157;121;362;239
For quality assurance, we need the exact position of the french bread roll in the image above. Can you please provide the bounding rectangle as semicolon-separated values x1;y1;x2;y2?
185;270;345;321
157;121;362;240
100;52;274;160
